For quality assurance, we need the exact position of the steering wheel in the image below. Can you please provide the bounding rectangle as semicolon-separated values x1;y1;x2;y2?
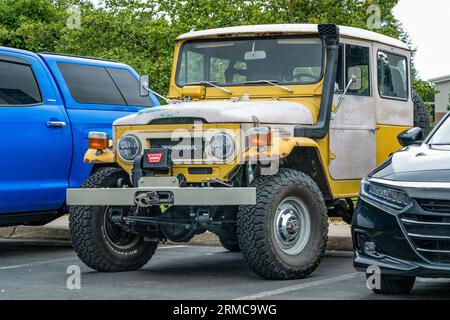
294;73;320;82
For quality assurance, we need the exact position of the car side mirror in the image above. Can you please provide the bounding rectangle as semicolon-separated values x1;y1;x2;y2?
397;127;423;147
347;67;362;91
140;75;150;97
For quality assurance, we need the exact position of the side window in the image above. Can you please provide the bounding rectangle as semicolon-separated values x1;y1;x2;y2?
107;68;154;107
0;60;42;106
345;45;371;96
58;63;126;105
178;50;204;85
334;45;345;93
377;51;408;100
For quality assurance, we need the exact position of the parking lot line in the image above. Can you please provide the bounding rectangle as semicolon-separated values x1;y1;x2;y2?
234;272;360;300
0;257;77;271
159;245;189;250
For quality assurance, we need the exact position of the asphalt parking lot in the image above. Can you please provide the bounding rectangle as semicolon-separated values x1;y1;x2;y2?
1;240;450;300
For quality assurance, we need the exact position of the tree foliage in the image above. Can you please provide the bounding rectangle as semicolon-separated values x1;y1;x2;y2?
1;0;426;97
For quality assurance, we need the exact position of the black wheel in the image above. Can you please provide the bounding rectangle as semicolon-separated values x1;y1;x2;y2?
218;232;241;252
413;91;431;136
69;167;158;272
237;169;328;280
368;274;416;295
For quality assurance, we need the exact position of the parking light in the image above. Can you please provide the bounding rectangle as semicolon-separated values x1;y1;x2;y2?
248;127;272;148
88;132;109;150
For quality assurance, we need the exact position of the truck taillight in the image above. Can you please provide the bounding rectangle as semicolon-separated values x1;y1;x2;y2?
88;132;109;150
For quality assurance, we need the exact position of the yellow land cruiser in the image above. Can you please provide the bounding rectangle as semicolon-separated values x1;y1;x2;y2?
67;24;429;280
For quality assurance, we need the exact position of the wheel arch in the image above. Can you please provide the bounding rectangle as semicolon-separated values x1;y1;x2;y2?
280;145;333;201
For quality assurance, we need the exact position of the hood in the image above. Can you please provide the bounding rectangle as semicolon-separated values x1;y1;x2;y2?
371;144;450;182
113;100;314;126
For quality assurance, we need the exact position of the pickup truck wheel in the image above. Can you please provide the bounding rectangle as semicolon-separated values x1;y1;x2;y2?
218;232;241;252
237;169;328;280
367;274;416;295
69;167;157;272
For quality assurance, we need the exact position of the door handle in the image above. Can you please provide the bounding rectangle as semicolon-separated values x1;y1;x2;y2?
46;121;66;128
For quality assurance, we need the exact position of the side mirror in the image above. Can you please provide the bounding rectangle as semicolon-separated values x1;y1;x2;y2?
397;127;423;147
347;67;362;91
140;75;150;97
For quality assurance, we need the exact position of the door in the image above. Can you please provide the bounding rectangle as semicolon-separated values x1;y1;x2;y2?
0;52;72;214
329;40;377;180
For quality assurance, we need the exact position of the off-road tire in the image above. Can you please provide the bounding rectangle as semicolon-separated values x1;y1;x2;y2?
69;167;157;272
368;274;416;295
413;91;431;136
237;169;328;280
218;232;241;252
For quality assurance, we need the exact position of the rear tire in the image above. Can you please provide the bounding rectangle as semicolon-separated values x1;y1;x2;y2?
237;169;328;280
218;232;241;252
369;274;416;295
413;91;431;136
69;167;157;272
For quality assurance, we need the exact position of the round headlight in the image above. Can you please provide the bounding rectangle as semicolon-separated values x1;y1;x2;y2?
118;135;141;162
209;132;236;161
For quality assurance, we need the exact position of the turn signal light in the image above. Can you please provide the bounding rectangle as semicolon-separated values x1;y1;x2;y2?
88;132;109;150
249;127;272;147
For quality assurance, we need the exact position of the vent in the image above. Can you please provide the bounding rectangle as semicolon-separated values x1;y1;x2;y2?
401;212;450;264
188;167;213;175
417;199;450;213
149;117;208;126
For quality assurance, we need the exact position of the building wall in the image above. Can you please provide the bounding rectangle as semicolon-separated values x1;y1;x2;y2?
435;81;450;122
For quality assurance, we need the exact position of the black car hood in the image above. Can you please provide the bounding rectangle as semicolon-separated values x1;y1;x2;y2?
370;144;450;182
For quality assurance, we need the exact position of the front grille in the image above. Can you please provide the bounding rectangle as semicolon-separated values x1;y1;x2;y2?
148;138;205;160
188;167;213;175
401;210;450;264
149;117;208;126
417;199;450;213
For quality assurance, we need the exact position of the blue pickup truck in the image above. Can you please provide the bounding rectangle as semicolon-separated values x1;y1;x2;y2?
0;46;159;226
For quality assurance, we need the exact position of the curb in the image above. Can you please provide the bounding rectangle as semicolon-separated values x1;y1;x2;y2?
0;226;353;251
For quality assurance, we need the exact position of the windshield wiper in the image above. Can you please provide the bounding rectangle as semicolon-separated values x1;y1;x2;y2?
244;80;293;93
429;143;450;146
185;81;232;95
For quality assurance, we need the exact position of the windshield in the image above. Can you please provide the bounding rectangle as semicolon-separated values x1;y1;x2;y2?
176;37;324;87
429;115;450;145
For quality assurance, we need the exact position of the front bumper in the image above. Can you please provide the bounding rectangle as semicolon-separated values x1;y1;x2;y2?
67;176;256;207
353;196;450;278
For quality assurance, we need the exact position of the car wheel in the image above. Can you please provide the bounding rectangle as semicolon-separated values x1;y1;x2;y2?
368;274;416;295
69;167;157;272
237;169;328;280
218;232;241;252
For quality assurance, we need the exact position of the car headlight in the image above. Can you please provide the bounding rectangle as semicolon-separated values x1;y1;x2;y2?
361;179;411;210
209;132;236;161
118;135;141;162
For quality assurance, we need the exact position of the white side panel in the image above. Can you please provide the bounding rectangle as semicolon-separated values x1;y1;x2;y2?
329;127;377;180
373;43;414;127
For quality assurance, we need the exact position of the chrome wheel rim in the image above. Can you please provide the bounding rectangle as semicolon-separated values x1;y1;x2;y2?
273;197;311;255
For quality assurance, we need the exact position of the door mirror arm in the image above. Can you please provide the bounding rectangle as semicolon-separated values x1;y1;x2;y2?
331;74;357;120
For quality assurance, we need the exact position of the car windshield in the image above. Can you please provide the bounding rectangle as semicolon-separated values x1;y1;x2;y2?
176;37;324;87
429;115;450;145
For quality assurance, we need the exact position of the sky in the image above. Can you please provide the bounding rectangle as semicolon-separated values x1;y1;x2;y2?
393;0;450;80
89;0;449;81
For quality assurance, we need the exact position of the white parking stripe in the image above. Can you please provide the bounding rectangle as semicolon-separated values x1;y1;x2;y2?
234;273;360;300
158;245;189;250
0;257;77;271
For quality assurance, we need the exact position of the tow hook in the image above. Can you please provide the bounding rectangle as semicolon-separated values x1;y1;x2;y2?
135;192;160;208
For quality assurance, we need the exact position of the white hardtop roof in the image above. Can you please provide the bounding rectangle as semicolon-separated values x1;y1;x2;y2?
177;24;409;50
